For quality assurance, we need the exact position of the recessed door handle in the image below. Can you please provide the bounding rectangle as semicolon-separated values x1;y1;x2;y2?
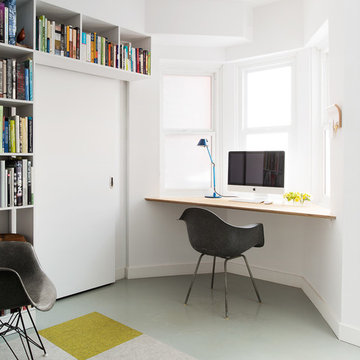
110;177;114;188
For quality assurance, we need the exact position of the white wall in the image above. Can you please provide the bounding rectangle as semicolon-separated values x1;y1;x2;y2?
44;0;146;33
226;0;304;61
146;0;252;47
127;0;310;282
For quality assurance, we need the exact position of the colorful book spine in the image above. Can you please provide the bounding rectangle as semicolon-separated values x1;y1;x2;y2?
24;67;29;101
6;0;15;45
4;118;9;153
9;116;15;152
28;116;33;153
0;3;5;43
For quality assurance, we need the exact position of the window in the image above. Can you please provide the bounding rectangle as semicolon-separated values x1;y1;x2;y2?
320;51;330;197
241;64;293;153
161;73;216;193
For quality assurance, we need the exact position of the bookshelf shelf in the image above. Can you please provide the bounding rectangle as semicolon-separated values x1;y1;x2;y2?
0;205;34;211
0;153;33;156
0;43;33;57
34;50;149;81
0;98;33;107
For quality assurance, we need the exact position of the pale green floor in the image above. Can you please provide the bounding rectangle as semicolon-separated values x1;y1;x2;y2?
36;274;360;360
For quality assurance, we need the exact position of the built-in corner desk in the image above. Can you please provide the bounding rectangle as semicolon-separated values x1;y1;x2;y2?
145;196;336;220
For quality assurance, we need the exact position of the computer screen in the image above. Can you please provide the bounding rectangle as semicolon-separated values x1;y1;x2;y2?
228;151;285;191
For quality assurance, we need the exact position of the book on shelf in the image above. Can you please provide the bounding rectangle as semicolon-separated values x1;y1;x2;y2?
120;42;151;75
0;57;33;101
0;0;15;45
0;158;33;208
0;105;33;154
82;32;120;69
36;15;80;60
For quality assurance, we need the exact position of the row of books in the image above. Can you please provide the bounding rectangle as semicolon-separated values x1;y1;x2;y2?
0;158;33;208
0;107;33;153
36;16;80;59
0;0;16;45
82;33;119;68
35;17;151;75
0;57;33;100
120;43;151;75
82;36;151;75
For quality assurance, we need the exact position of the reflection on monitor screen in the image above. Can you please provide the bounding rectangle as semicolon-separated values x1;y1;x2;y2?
228;151;285;194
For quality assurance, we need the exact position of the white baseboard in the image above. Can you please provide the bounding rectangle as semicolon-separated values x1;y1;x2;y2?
227;261;303;288
115;267;126;281
339;323;360;347
300;278;340;338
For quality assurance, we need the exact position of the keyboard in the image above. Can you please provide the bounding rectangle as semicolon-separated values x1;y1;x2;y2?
229;198;265;204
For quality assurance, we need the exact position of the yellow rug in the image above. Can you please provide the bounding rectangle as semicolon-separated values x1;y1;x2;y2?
39;312;142;360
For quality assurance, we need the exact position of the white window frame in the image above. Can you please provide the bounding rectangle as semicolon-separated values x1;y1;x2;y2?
159;63;221;196
320;50;331;200
239;57;296;145
236;54;298;191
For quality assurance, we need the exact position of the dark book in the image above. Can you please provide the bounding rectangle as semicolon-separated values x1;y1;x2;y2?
28;116;33;153
60;24;65;56
16;61;25;100
6;59;12;99
6;0;16;45
36;17;39;50
11;58;15;99
27;159;31;205
4;118;9;153
76;27;80;59
15;160;22;206
0;3;5;43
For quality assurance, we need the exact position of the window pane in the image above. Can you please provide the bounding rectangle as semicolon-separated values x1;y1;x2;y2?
164;135;212;189
163;75;212;129
246;133;288;152
245;66;292;128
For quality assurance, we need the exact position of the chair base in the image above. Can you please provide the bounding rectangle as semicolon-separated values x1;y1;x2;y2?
0;306;47;360
185;254;262;319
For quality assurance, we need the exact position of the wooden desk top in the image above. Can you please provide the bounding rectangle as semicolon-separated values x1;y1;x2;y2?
145;196;336;220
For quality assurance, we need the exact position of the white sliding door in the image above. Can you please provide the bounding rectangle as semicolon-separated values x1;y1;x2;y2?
34;66;120;298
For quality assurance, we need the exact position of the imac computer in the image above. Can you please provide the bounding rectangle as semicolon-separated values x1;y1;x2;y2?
228;151;285;203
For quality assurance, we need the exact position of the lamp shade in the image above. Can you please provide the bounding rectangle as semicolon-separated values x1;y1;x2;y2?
197;138;208;147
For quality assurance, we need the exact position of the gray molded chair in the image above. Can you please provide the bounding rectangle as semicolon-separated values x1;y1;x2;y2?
179;207;264;318
0;241;57;359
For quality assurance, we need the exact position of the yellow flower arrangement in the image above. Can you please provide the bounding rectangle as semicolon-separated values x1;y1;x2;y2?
284;192;311;204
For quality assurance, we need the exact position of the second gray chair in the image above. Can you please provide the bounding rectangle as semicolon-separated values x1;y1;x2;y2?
179;207;264;318
0;241;57;359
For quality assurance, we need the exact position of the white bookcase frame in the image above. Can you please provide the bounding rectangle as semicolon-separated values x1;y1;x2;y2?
0;0;151;331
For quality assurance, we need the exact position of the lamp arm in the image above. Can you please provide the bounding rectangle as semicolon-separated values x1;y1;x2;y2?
205;145;215;165
205;145;217;192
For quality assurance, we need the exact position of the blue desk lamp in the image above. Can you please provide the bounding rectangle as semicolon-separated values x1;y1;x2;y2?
197;138;221;198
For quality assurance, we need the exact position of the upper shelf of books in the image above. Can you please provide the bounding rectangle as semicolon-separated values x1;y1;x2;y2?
0;0;151;81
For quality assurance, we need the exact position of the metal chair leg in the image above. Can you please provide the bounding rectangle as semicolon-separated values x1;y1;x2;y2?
26;306;47;356
185;253;204;304
241;254;262;303
211;256;216;289
19;309;34;360
224;259;229;319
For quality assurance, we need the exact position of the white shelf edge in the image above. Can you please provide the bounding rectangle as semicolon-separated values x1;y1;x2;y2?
0;205;34;211
34;51;150;81
0;98;34;106
0;153;34;156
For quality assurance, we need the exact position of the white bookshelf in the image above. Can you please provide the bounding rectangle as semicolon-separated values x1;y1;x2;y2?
0;0;151;326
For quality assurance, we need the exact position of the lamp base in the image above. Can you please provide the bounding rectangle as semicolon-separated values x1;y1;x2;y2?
205;192;222;199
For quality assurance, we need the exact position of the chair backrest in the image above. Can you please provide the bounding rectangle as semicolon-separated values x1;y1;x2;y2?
0;242;38;309
179;207;264;258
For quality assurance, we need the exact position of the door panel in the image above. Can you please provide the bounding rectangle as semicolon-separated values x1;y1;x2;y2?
34;66;119;297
